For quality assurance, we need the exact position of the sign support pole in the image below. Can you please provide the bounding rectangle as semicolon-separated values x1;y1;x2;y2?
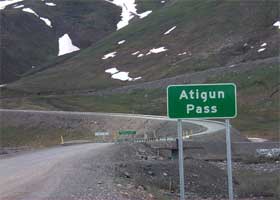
177;119;185;200
225;119;234;200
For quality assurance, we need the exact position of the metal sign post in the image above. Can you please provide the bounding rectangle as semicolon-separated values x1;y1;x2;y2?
167;83;237;200
177;119;185;200
225;119;234;200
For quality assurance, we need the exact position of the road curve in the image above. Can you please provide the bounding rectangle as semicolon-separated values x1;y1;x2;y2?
0;109;233;200
0;109;226;136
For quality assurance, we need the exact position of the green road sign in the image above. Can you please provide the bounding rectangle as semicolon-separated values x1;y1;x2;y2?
167;83;237;119
118;130;137;135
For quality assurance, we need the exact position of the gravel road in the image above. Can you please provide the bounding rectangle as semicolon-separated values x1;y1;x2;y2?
0;143;153;200
0;109;226;135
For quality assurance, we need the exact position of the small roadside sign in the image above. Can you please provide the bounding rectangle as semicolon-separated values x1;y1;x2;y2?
118;130;136;135
95;132;109;136
167;83;237;119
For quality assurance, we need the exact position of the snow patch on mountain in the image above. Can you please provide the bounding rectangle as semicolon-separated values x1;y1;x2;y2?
0;0;23;10
45;2;56;6
138;10;152;19
164;26;176;35
137;53;144;58
131;51;140;55
105;67;141;81
102;51;117;59
118;40;126;45
39;17;52;27
273;20;280;29
257;48;266;53
13;4;24;8
146;47;168;55
106;0;152;30
22;7;39;17
112;72;131;81
22;8;53;28
58;34;80;56
112;72;141;81
178;52;187;56
260;43;267;47
105;67;119;74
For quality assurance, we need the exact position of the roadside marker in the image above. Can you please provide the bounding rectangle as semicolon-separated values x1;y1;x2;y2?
60;136;64;145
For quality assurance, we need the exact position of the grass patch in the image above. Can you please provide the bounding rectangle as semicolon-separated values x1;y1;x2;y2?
235;169;280;198
1;89;166;115
7;0;279;93
0;125;97;148
207;63;279;139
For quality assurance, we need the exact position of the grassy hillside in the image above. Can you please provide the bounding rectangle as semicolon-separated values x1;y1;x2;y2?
6;0;279;93
1;0;279;139
1;58;279;139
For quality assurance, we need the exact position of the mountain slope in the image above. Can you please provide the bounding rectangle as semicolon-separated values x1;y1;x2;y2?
0;0;279;139
0;0;121;83
7;0;279;93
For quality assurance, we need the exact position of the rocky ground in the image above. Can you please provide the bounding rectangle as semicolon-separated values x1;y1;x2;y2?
0;146;33;158
110;143;280;200
1;141;279;200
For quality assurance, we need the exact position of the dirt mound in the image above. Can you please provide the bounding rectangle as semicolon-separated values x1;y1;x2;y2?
113;143;228;198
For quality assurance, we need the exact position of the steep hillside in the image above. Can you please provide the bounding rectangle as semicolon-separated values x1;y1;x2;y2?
0;0;279;139
0;0;120;83
6;0;279;93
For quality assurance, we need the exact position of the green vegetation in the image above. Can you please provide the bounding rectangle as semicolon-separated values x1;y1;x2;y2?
1;0;279;140
0;126;94;148
1;89;166;115
2;61;279;139
208;63;279;139
7;0;279;92
235;169;280;198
